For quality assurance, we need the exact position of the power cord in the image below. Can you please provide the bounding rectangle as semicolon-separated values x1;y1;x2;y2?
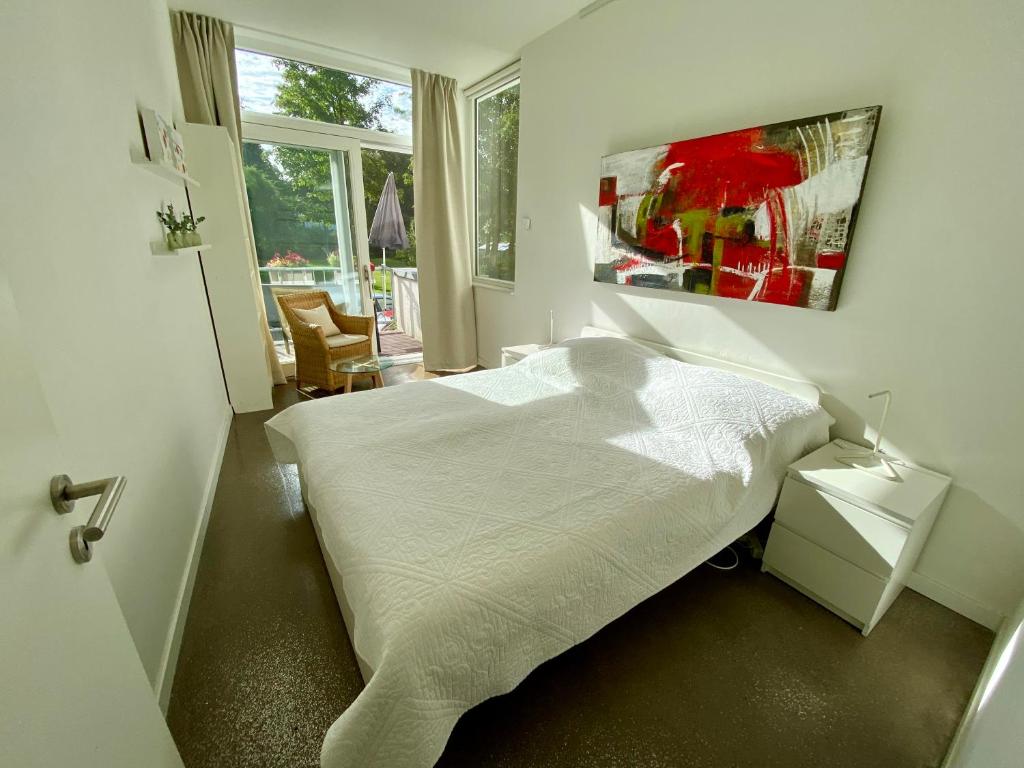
704;533;764;571
704;545;739;571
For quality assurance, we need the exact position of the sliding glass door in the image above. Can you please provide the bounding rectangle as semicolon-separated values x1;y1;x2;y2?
241;127;373;359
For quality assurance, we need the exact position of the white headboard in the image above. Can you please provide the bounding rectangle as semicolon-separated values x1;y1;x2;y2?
579;326;825;405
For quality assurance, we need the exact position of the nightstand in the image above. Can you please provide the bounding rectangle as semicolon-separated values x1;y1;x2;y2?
762;439;950;636
500;343;546;367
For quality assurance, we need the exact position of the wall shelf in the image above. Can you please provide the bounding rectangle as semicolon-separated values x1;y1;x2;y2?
150;242;212;256
133;157;201;188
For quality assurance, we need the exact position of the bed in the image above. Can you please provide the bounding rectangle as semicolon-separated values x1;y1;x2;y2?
264;330;832;768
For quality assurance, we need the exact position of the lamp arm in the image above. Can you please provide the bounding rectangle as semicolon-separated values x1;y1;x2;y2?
869;390;892;454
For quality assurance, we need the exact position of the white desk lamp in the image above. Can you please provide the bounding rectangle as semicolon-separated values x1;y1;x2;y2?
836;390;902;481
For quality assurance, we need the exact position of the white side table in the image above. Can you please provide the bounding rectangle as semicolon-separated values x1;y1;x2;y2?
762;439;951;636
500;343;546;367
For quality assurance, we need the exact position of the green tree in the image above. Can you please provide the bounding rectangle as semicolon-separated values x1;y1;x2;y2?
275;60;383;127
269;60;380;233
241;59;418;268
242;142;301;264
271;59;377;232
475;84;519;281
270;58;416;266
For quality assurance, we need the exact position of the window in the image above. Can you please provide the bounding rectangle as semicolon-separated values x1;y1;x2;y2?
242;140;365;342
234;39;417;365
235;49;412;135
473;77;520;283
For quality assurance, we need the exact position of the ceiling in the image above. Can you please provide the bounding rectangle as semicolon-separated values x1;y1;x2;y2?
172;0;591;84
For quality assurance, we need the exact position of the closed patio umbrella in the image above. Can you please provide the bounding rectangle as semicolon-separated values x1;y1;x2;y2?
367;172;408;344
368;172;408;269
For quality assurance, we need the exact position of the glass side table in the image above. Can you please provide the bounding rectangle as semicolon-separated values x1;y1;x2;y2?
329;354;394;393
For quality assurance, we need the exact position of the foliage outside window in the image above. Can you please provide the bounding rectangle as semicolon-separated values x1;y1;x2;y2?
235;49;411;134
236;50;415;270
243;142;337;268
242;142;414;271
474;79;520;283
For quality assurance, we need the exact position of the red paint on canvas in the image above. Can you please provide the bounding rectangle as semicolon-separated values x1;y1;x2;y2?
598;177;618;207
714;271;758;300
659;129;802;213
756;266;808;306
816;251;846;270
594;107;880;311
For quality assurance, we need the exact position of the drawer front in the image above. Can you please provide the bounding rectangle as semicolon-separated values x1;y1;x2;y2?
764;523;886;626
775;478;908;578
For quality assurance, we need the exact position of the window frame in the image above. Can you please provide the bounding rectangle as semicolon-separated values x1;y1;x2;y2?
233;30;413;150
466;63;521;290
241;110;411;155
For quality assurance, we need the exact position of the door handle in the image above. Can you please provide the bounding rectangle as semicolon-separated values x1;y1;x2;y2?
50;474;127;563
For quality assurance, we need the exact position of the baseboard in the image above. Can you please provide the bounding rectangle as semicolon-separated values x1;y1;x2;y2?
155;403;233;713
907;571;1005;631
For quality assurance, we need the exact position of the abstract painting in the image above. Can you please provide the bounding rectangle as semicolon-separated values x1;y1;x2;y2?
594;106;880;310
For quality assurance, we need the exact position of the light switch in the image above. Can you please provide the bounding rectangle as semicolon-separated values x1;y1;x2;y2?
522;216;532;231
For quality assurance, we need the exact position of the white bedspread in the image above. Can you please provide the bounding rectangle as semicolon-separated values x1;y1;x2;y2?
264;337;831;768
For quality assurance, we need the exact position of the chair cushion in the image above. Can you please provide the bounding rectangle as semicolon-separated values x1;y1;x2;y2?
326;333;369;349
292;304;340;336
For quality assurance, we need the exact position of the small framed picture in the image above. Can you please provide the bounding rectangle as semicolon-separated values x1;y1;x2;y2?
139;107;174;167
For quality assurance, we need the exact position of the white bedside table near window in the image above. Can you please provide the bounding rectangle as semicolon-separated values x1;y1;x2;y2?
500;343;547;367
762;439;951;636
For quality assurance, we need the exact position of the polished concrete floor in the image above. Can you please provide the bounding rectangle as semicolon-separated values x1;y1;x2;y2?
167;370;992;768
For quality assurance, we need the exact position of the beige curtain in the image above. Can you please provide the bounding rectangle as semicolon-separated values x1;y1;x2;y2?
412;70;478;371
171;11;286;385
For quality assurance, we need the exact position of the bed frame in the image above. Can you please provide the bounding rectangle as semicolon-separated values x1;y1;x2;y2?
579;325;825;405
301;328;828;685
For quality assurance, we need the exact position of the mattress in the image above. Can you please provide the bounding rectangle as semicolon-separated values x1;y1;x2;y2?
265;336;831;767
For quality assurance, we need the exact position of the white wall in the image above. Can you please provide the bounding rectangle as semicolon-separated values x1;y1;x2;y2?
476;0;1024;624
1;0;230;692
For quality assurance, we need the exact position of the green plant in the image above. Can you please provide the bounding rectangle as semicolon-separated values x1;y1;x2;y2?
156;203;205;234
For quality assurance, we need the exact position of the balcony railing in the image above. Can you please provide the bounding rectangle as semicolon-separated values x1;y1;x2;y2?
259;266;344;285
259;265;420;345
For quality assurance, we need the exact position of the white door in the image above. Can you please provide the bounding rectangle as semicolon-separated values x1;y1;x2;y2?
0;271;183;767
331;138;375;318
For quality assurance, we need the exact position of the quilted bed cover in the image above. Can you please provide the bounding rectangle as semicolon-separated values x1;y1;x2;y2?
264;337;831;767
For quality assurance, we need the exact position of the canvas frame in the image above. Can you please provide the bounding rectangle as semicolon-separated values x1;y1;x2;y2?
593;106;882;311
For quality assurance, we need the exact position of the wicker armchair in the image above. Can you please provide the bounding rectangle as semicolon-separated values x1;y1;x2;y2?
269;286;314;355
277;291;374;392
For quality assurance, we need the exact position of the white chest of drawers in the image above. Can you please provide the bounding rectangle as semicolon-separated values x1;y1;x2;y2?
762;440;951;636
